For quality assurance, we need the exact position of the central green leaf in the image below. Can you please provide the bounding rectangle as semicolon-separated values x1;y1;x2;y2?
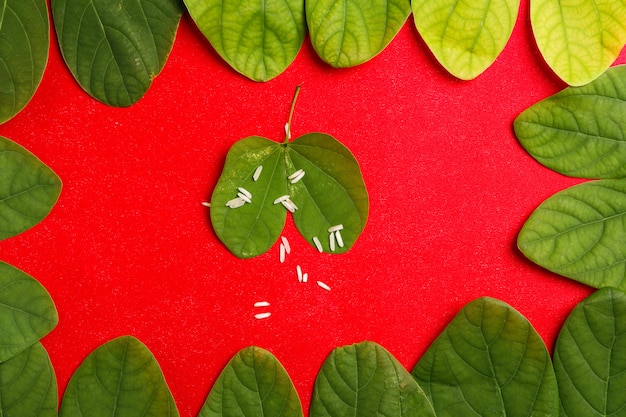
411;297;559;417
210;133;368;258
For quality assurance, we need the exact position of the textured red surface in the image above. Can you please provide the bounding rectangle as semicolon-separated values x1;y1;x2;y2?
1;3;625;415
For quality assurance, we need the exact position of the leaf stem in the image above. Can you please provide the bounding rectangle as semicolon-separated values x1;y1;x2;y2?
284;85;301;143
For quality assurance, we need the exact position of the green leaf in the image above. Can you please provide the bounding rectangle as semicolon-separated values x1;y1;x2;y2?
518;179;626;291
310;341;436;417
210;134;368;258
515;65;626;179
0;136;62;240
412;0;519;80
0;0;49;124
51;0;183;107
554;287;626;417
411;297;559;417
306;0;411;67
198;346;303;417
0;262;58;363
184;0;305;81
59;336;179;417
0;342;58;417
530;0;626;86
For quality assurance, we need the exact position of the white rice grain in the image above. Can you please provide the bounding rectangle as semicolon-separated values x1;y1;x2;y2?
254;312;271;319
288;169;304;180
237;187;252;199
328;224;344;233
296;265;303;282
281;236;291;254
317;281;331;291
253;166;263;181
312;236;323;253
237;192;252;204
329;231;336;252
335;230;344;248
201;202;211;208
254;301;270;307
290;171;305;184
281;199;298;212
302;272;308;283
280;243;286;263
226;197;246;208
273;195;290;204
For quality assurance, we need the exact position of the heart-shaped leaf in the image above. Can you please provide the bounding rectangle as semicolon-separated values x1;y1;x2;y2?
0;0;49;124
411;297;559;417
311;341;436;417
0;262;58;363
0;136;62;240
306;0;411;67
515;65;626;179
518;179;626;291
184;0;305;81
554;287;626;417
51;0;183;107
210;134;368;258
412;0;520;80
59;336;179;417
530;0;626;86
198;346;303;417
0;342;58;417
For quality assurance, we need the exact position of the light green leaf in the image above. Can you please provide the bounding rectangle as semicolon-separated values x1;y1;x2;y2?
0;136;62;240
198;346;303;417
554;287;626;417
515;65;626;179
412;0;519;80
51;0;183;107
0;342;58;417
530;0;626;86
210;134;368;258
0;262;58;363
411;297;559;417
518;179;626;291
60;336;179;417
0;0;49;124
311;341;436;417
306;0;411;67
184;0;305;81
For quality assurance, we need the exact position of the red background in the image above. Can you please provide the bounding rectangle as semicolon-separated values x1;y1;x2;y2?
1;2;625;415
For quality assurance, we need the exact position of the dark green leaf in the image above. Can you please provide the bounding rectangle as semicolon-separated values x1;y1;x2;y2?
306;0;411;67
518;179;626;291
51;0;183;107
0;136;62;240
530;0;626;86
198;346;303;417
59;335;179;417
411;297;559;417
210;134;368;258
0;262;58;363
0;0;49;124
554;287;626;417
0;342;57;417
412;0;519;80
311;341;435;417
184;0;305;81
515;65;626;179
287;133;368;254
